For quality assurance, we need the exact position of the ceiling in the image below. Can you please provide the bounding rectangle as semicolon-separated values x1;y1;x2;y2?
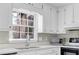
47;3;73;7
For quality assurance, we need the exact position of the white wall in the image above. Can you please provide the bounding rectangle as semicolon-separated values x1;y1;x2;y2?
0;31;9;43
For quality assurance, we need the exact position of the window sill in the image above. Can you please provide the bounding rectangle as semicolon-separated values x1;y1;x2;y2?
9;39;37;43
9;39;26;43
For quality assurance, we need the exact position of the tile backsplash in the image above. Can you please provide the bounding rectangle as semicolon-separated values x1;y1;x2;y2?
57;31;79;45
38;33;59;43
1;31;79;47
0;32;59;48
58;31;79;38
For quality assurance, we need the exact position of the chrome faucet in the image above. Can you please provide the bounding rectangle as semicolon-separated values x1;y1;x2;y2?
25;37;30;48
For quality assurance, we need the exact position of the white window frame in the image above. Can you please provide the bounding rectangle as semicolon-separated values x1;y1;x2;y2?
9;8;38;43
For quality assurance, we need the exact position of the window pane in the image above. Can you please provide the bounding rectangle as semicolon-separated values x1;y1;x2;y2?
29;33;34;39
21;20;27;25
29;28;34;32
20;33;27;39
12;12;20;25
12;11;34;40
12;12;18;17
28;15;34;20
20;26;25;32
25;27;28;32
28;21;33;26
12;26;20;31
13;32;20;39
21;13;27;19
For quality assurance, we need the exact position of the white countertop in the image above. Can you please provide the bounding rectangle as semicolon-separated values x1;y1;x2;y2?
37;44;79;49
16;45;79;52
0;44;79;55
0;48;18;54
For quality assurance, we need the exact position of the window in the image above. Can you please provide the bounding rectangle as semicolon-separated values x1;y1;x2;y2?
10;9;35;41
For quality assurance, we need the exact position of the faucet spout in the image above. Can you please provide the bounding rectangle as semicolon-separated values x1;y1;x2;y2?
25;37;30;48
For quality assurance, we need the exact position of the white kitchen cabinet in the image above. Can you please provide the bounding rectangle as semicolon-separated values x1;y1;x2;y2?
66;4;79;28
58;4;79;31
42;5;51;33
64;5;74;28
58;5;74;33
49;7;58;33
73;4;79;26
37;5;58;33
0;3;12;31
58;8;66;34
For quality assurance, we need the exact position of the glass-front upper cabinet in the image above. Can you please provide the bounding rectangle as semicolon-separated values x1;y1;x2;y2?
10;9;35;41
